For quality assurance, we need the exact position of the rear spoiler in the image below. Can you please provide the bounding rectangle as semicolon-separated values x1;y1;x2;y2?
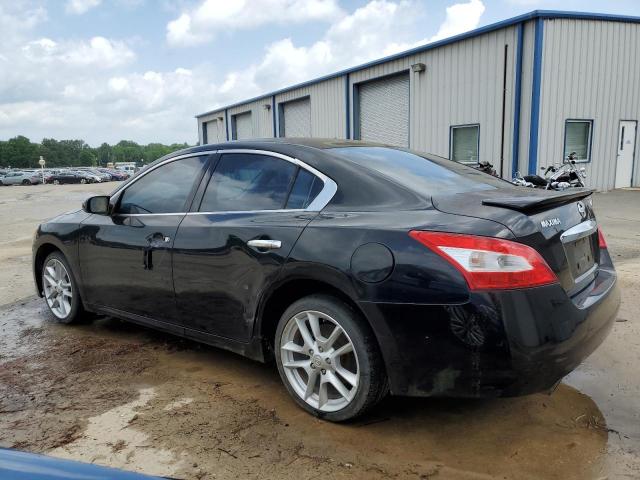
482;188;594;212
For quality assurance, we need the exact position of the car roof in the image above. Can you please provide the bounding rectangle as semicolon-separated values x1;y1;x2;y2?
166;138;392;156
151;138;432;211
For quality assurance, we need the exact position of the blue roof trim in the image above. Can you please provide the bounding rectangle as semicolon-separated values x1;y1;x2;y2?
528;18;544;175
511;23;524;178
195;9;640;118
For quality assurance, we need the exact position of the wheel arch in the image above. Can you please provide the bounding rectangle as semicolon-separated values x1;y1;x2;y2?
255;268;382;366
33;243;63;297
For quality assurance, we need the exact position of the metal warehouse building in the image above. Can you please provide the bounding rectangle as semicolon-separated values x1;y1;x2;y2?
196;10;640;191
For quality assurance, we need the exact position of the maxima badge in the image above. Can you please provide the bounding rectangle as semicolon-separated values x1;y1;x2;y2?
541;217;561;228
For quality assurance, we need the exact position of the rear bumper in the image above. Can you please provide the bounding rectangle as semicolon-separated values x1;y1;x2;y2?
360;264;619;398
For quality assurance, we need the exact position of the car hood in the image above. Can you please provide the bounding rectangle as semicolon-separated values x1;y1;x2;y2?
45;208;91;225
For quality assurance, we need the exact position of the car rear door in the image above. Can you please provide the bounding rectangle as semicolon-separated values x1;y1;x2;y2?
173;150;330;342
78;154;211;328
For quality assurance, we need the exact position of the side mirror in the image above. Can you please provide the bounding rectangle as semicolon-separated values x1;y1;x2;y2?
83;195;110;215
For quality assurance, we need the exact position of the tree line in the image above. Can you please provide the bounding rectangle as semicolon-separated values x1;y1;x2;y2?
0;136;191;169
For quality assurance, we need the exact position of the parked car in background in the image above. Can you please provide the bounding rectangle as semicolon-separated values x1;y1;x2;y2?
0;170;42;185
46;170;92;184
32;139;619;422
99;168;128;180
78;168;111;182
71;170;101;183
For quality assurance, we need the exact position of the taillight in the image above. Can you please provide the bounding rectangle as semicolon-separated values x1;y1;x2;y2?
597;227;608;249
409;231;558;290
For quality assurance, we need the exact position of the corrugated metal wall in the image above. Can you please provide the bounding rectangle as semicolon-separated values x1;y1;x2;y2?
195;17;639;190
228;97;272;139
537;19;640;189
349;26;519;177
275;76;345;138
516;20;536;175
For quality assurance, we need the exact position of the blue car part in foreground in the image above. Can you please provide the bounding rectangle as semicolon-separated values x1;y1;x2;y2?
0;448;164;480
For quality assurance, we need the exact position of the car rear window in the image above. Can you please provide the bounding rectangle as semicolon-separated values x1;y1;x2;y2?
329;147;509;194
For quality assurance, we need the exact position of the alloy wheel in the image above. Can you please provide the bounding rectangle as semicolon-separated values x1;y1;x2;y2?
42;258;73;319
280;310;360;412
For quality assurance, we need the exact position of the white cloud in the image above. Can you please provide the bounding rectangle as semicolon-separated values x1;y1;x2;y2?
430;0;486;42
212;0;485;106
0;3;47;43
66;0;102;15
167;0;344;46
0;0;486;145
22;36;136;68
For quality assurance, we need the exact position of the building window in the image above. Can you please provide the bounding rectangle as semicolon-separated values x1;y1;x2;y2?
450;124;480;164
564;120;593;162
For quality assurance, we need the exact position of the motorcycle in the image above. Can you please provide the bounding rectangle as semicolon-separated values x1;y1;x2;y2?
474;161;500;177
512;152;587;190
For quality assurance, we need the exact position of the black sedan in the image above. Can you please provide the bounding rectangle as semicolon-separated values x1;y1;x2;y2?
32;139;619;421
46;170;92;184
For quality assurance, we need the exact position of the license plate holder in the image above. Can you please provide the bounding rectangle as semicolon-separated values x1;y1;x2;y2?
566;235;596;280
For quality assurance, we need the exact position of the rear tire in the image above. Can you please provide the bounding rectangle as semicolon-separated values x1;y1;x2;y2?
275;294;387;422
22;179;30;185
53;180;60;185
41;252;83;324
80;178;87;184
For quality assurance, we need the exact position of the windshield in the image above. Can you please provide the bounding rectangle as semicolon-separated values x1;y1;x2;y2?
329;147;511;195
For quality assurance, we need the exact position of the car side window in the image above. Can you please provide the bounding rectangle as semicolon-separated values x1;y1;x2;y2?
199;153;297;212
285;168;323;209
117;156;207;214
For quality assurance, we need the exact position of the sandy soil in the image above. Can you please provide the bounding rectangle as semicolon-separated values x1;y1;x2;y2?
0;183;638;479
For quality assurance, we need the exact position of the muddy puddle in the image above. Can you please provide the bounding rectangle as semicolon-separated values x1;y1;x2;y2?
0;297;609;479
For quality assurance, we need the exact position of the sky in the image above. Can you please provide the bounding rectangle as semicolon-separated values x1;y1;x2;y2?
0;0;639;146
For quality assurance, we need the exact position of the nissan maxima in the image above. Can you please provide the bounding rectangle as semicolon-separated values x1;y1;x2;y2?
32;139;619;421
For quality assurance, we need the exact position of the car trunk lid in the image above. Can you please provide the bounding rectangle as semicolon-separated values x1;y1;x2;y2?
432;188;599;295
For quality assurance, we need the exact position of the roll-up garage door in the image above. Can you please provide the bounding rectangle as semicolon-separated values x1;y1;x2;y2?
214;119;225;142
358;73;409;147
233;112;253;140
205;120;217;144
283;97;311;137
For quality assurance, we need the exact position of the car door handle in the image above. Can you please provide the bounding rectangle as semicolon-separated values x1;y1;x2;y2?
247;239;282;250
146;232;171;245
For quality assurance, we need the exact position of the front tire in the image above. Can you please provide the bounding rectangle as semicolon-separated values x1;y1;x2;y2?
275;294;387;422
41;252;82;324
80;178;87;184
22;179;30;185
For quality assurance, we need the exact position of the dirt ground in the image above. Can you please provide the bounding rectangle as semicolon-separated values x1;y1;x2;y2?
0;183;638;479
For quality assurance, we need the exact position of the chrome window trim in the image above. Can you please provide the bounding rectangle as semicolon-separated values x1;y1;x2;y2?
216;149;337;212
109;148;337;216
187;209;308;216
560;219;597;244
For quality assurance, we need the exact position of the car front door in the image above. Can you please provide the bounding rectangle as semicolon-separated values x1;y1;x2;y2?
78;154;211;329
173;150;329;342
5;173;20;185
